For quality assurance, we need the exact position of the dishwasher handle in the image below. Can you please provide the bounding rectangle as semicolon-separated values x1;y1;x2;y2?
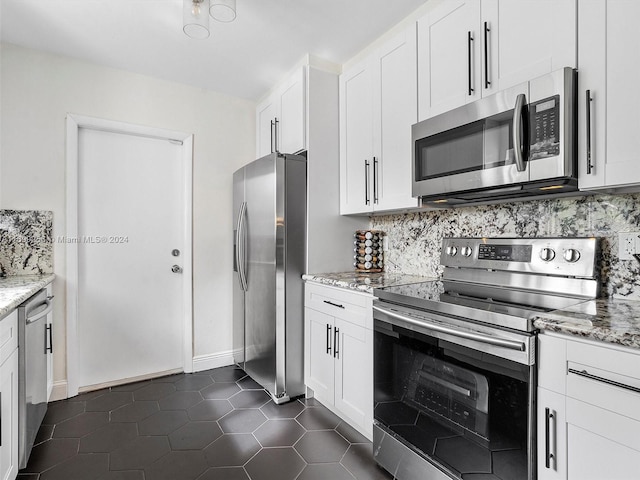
26;296;54;324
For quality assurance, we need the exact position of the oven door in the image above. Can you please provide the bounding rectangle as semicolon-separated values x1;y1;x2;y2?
372;302;536;480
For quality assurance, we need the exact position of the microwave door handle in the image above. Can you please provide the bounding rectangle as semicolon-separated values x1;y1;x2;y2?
512;93;527;172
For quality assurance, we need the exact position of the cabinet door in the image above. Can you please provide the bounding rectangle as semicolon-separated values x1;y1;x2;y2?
256;97;276;158
333;318;372;437
278;67;306;155
339;60;373;214
482;0;576;95
304;308;334;403
566;397;640;480
46;286;53;401
372;25;419;212
578;0;640;190
0;349;18;480
537;387;567;480
417;0;480;120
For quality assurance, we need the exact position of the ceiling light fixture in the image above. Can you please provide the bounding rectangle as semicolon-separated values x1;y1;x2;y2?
183;0;210;39
210;0;237;23
183;0;237;39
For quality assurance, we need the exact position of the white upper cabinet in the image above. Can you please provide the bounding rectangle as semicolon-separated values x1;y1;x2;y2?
256;97;277;158
578;0;640;191
340;25;419;215
418;0;577;121
417;0;480;120
256;66;306;157
482;0;577;94
340;60;372;215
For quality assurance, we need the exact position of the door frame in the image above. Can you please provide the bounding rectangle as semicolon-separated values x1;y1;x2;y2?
65;114;194;397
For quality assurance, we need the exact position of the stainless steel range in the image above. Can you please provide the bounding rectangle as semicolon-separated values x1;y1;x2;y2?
372;237;599;480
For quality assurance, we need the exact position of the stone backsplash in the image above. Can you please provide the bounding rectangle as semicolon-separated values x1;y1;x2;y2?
0;210;53;276
371;193;640;300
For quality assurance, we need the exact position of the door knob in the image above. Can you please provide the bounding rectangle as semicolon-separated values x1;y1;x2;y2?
172;249;181;257
171;265;183;274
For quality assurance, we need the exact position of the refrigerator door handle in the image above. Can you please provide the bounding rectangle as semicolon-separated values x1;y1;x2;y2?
237;201;248;291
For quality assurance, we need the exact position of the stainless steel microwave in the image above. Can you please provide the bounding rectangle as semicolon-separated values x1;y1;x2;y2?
412;67;577;206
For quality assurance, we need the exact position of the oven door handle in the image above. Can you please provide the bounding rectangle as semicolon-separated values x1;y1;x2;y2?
372;305;526;352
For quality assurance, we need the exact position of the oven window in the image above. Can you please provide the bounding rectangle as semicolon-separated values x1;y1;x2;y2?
375;321;532;480
415;110;515;181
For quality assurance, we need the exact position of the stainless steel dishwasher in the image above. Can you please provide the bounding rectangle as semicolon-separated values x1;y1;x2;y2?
18;288;53;469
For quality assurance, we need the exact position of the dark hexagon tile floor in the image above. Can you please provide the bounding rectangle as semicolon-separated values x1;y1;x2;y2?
18;365;392;480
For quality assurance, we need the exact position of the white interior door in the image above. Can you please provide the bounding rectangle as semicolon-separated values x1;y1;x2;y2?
76;127;186;390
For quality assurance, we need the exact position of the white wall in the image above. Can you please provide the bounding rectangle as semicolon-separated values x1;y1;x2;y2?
0;43;256;390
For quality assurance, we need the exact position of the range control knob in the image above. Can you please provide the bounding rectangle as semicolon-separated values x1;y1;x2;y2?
461;246;473;257
446;246;458;256
563;248;581;263
539;247;556;262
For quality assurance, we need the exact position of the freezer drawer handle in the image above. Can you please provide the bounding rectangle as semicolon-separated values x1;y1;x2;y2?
323;300;345;309
568;368;640;394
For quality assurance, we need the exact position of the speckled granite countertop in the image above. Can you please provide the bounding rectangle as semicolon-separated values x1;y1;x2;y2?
534;298;640;349
302;272;434;295
0;274;55;318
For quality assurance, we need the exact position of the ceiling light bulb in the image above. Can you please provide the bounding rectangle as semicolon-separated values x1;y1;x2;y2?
183;0;210;39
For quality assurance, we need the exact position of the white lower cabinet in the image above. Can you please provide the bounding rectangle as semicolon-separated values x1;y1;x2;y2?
538;333;640;480
304;283;373;439
0;310;19;480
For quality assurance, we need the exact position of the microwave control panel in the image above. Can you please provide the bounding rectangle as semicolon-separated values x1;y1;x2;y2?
529;94;560;160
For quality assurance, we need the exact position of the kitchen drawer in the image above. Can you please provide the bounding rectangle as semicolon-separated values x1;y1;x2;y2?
0;310;18;365
566;396;640;453
565;337;640;421
305;283;373;329
566;337;640;382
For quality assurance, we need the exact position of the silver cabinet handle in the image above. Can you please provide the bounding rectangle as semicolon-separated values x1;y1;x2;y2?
586;90;593;175
364;159;371;205
484;22;490;89
568;368;640;394
373;305;526;351
270;120;275;154
373;157;379;204
545;407;556;470
512;93;527;172
274;118;280;153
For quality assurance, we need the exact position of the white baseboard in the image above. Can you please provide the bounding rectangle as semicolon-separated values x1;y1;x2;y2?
50;351;237;401
49;381;68;402
192;350;235;372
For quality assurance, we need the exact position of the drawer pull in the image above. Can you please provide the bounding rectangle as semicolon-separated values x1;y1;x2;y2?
323;300;345;309
568;368;640;394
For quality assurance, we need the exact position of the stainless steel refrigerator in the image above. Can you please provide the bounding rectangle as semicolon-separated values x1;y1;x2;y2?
233;152;306;404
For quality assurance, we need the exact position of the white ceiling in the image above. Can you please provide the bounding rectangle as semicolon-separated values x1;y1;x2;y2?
1;0;428;100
